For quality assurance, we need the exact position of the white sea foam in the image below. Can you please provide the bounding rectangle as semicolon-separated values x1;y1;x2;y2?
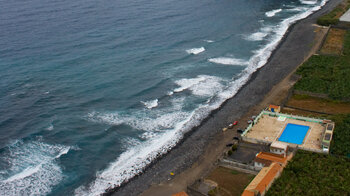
204;40;214;43
76;1;329;195
88;107;188;133
46;123;54;131
244;26;273;41
208;57;249;66
75;127;182;196
186;47;205;55
265;9;282;17
247;32;268;41
173;75;224;97
140;132;157;140
300;0;317;5
173;77;206;93
287;7;307;12
78;95;220;196
0;140;70;195
141;99;158;109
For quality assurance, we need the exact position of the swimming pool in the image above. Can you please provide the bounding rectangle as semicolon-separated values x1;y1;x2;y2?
278;123;309;145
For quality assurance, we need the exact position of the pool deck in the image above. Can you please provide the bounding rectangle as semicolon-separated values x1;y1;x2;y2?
244;114;325;151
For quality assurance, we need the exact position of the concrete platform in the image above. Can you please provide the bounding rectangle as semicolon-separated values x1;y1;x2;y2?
340;8;350;22
243;112;326;152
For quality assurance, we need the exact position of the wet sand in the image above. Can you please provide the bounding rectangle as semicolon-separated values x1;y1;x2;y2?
111;0;341;195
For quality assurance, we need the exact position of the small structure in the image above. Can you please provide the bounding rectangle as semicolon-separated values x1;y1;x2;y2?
270;141;288;157
322;122;334;152
340;8;350;22
254;152;288;169
268;105;280;113
172;191;188;196
242;162;282;196
338;8;350;29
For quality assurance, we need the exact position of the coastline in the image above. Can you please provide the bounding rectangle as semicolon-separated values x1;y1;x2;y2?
110;0;342;195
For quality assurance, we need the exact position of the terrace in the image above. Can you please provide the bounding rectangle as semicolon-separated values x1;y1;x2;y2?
242;110;331;153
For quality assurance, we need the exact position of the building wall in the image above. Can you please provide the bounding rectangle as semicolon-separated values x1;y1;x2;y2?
270;148;285;156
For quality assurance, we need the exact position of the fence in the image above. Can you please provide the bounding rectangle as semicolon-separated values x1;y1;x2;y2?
219;158;260;174
298;146;327;154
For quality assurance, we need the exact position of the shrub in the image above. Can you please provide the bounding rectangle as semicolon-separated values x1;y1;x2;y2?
231;144;238;151
317;17;339;26
330;114;350;156
228;150;233;156
208;188;217;196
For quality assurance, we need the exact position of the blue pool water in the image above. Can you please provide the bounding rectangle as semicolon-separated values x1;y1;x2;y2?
279;123;309;145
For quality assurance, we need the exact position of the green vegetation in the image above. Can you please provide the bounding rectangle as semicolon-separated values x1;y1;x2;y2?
230;170;239;175
208;187;217;196
231;144;237;151
317;15;339;26
227;150;232;156
267;151;350;196
317;0;350;26
294;31;350;100
330;114;350;156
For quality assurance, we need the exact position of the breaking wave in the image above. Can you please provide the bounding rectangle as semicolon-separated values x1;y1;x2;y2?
173;75;224;96
244;26;273;41
208;57;249;66
300;0;317;5
265;9;282;17
141;99;158;109
0;140;70;195
186;47;205;55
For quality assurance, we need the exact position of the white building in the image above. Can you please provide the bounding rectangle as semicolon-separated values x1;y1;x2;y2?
270;141;288;157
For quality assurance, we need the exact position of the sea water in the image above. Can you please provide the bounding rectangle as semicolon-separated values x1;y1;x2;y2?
0;0;327;195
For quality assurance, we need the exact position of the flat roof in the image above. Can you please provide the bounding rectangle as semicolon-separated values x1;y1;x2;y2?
172;192;188;196
326;123;334;132
340;8;350;22
269;105;280;109
255;152;288;165
270;141;288;150
324;133;332;141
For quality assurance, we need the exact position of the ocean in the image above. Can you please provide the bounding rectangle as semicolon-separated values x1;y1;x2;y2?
0;0;327;195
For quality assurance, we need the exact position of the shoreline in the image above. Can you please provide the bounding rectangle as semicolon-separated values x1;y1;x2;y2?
110;1;341;195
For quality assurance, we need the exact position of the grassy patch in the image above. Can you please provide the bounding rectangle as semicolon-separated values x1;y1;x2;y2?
266;151;350;196
206;167;255;196
231;170;239;175
320;28;346;55
317;0;350;26
286;94;350;114
294;31;350;100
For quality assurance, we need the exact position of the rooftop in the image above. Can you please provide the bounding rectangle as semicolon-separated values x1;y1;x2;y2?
242;162;282;196
269;105;280;109
270;141;288;150
254;152;288;166
172;191;188;196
